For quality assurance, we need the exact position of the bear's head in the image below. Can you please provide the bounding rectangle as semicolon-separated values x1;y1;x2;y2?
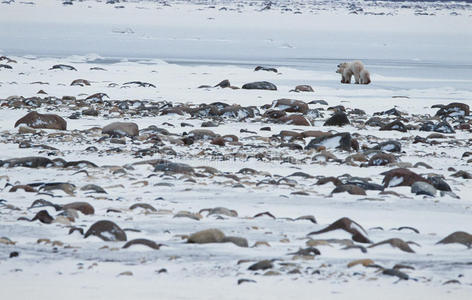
336;62;348;74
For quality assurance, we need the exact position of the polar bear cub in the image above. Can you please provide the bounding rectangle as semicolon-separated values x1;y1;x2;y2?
336;61;370;84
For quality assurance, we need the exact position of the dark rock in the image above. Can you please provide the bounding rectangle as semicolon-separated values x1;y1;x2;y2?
435;102;469;118
84;220;127;241
345;180;384;191
305;132;352;151
32;210;54;224
382;269;409;280
123;239;164;250
0;157;54;168
308;217;372;244
308;100;328;105
332;184;366;195
374;108;405;117
248;260;273;271
379;120;407;132
324;112;350;126
254;66;277;73
371;140;401;153
49;64;77;71
201;121;218;127
263;109;286;119
242;81;277;90
62;202;95;215
123;81;156;88
214;79;231;88
451;170;472;179
433;121;455;134
365;117;385;127
428;176;452;191
219;105;257;120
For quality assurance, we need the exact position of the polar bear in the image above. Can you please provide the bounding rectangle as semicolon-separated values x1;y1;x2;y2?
336;61;365;84
359;69;371;84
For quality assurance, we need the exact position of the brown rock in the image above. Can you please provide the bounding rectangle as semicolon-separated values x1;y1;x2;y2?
436;231;472;248
381;168;428;187
279;114;311;126
102;122;138;137
84;220;127;242
263;109;287;119
293;85;314;92
308;217;372;244
15;111;67;130
379;120;408;132
71;79;91;86
123;239;164;250
272;98;308;114
368;152;397;166
301;130;331;138
62;202;95;215
332;184;367;195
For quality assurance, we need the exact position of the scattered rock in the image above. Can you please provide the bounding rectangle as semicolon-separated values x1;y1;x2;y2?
102;122;139;137
254;66;277;73
368;152;396;166
368;238;416;253
324;111;350;126
381;168;428;187
242;81;277;90
308;217;372;244
15;111;67;130
187;229;225;244
379;120;407;132
305;132;352;151
436;231;472;248
248;260;273;271
291;85;314;92
84;220;127;242
332;184;367;195
272;98;308;114
411;181;437;196
122;239;164;250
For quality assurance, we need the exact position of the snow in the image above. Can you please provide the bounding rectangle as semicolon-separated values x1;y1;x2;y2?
1;0;472;299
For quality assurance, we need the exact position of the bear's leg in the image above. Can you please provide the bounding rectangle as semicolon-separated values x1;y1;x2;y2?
354;73;360;84
344;71;352;83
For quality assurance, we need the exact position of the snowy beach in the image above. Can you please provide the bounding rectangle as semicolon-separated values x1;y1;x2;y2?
1;1;472;299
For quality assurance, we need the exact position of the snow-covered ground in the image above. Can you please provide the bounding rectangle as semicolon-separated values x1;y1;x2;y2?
1;1;472;299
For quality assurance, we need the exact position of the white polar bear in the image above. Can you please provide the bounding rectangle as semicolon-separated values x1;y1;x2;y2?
336;61;369;84
359;69;371;84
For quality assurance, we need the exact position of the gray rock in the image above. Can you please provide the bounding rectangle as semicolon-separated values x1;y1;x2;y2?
411;181;437;196
102;122;139;137
242;81;277;90
248;260;273;271
223;236;249;247
187;228;225;244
